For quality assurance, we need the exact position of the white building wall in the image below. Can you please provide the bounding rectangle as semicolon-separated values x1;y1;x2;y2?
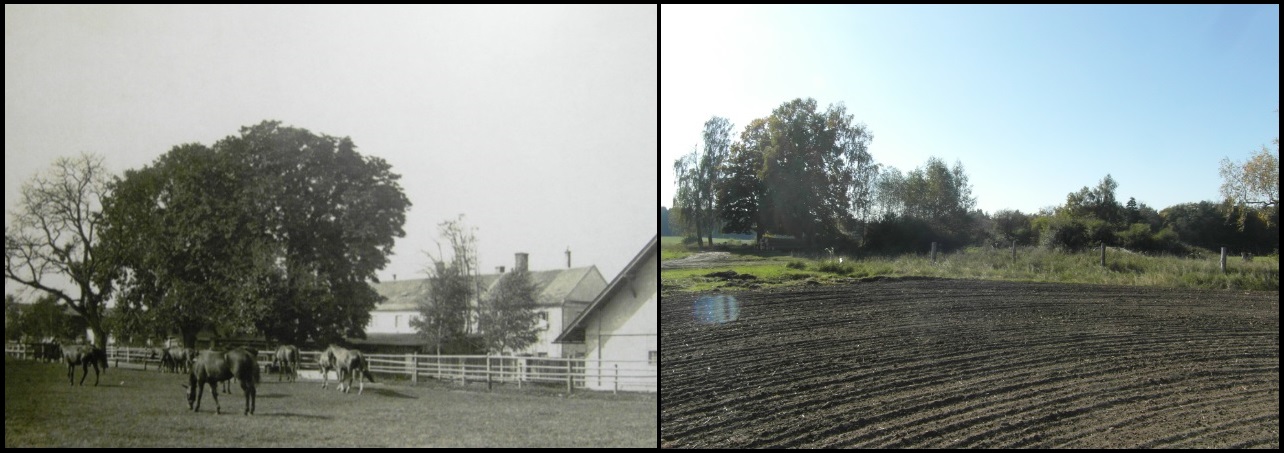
584;252;657;392
366;310;419;334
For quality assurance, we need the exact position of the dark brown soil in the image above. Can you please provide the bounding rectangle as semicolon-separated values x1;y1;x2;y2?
661;279;1279;448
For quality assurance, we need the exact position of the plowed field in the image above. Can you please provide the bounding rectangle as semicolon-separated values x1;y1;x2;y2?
660;279;1279;448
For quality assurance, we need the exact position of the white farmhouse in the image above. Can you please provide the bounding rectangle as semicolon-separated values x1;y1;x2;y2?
358;252;607;357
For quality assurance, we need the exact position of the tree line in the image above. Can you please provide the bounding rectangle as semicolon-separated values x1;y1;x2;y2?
669;97;1279;256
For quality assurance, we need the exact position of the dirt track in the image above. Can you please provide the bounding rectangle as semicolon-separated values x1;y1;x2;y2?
660;279;1279;448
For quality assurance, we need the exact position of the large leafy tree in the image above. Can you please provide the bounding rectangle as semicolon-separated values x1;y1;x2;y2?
5;153;116;349
760;98;874;247
716;118;770;241
476;269;540;355
102;143;264;348
101;121;410;347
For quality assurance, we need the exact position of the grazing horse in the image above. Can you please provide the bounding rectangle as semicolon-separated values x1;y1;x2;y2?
317;346;339;390
321;345;375;394
185;349;259;415
166;347;195;374
273;345;300;382
148;347;170;372
61;344;108;387
220;347;260;394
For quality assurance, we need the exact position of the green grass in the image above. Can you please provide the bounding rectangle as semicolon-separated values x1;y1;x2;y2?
661;243;1280;292
4;357;655;447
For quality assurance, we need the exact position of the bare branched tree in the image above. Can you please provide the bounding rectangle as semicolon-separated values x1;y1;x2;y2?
5;153;115;348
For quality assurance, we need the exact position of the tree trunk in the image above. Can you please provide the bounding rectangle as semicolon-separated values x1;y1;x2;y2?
90;324;108;350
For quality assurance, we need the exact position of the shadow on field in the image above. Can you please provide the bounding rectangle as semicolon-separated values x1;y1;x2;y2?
367;388;417;399
257;412;332;420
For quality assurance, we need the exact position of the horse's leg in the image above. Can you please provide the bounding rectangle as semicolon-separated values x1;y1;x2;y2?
79;362;90;386
67;363;74;386
193;380;204;412
208;381;221;415
240;379;254;415
358;369;364;395
92;363;100;386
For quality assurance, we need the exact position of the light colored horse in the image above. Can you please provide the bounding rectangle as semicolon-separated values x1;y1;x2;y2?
320;345;376;394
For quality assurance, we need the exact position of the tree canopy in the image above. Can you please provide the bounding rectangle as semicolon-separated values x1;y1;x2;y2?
100;121;410;347
759;98;874;247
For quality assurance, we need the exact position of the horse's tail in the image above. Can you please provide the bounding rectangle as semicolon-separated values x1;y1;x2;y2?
363;358;376;383
97;346;109;372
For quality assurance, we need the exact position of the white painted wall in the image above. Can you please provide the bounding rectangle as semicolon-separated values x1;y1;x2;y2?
583;251;657;392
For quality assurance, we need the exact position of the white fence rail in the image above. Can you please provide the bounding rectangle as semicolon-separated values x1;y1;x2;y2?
6;343;655;394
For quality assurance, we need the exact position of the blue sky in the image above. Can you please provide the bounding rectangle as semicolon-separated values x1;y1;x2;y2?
662;4;1279;215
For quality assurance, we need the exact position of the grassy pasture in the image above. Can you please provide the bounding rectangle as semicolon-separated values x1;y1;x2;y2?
661;236;1279;292
4;357;655;447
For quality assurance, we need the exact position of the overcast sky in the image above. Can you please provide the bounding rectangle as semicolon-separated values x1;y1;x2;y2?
5;5;657;300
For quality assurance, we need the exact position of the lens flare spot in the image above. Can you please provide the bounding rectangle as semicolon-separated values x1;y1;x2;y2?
694;294;739;324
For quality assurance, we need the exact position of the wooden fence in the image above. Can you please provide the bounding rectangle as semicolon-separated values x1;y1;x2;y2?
5;343;655;394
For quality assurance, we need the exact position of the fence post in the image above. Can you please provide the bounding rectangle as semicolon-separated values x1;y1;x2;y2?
409;353;418;384
614;364;619;395
486;356;492;391
1220;247;1227;273
931;242;937;263
1100;243;1106;267
566;359;573;394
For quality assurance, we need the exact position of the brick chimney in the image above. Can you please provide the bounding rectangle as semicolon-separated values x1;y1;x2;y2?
495;266;506;274
515;253;528;273
565;247;571;268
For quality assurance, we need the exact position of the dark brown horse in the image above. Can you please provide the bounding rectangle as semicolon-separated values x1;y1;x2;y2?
185;349;259;415
321;345;375;394
61;344;108;386
273;345;300;382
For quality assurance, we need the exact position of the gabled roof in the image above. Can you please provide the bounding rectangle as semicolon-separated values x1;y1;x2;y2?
372;266;603;312
555;235;657;344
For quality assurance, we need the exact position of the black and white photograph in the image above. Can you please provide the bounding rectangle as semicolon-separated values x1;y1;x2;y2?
5;5;656;447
